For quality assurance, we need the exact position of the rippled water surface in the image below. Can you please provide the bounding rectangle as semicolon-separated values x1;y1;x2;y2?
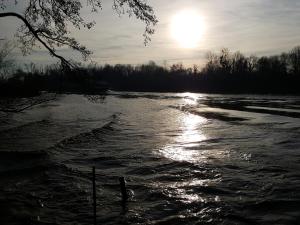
0;92;300;225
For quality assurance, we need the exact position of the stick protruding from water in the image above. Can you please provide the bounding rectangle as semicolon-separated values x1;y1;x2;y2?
119;177;128;202
92;166;96;225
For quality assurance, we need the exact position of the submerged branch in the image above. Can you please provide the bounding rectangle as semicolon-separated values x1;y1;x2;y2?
0;94;57;113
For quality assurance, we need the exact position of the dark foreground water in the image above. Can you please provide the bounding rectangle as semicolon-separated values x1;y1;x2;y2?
0;92;300;225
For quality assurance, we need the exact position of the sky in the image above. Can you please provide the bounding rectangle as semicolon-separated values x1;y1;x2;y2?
1;0;300;67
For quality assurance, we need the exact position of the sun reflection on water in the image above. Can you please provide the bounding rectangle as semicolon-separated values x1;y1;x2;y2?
158;93;230;163
151;178;222;204
155;93;230;204
159;111;207;162
182;92;200;105
180;114;206;144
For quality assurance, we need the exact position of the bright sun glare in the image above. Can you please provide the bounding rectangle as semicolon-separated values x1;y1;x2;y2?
171;10;205;48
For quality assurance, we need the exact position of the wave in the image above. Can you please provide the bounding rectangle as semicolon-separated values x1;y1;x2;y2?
0;149;48;159
201;98;300;118
170;105;248;122
52;114;120;149
113;92;183;100
0;119;50;133
0;150;49;179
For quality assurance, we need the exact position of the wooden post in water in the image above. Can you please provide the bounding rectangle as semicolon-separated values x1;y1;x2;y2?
119;177;128;202
92;166;96;225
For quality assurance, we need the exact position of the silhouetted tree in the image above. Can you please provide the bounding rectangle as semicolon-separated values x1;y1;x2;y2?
231;51;248;74
247;55;258;73
0;0;157;67
219;48;232;74
0;40;15;78
256;56;271;75
269;56;286;76
289;46;300;75
203;51;220;74
192;64;199;75
2;46;300;96
279;53;289;75
170;63;185;74
138;61;165;76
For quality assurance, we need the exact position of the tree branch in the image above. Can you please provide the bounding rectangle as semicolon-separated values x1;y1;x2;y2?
0;12;73;68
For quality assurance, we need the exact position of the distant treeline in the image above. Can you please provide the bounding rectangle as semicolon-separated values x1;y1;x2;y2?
1;46;300;96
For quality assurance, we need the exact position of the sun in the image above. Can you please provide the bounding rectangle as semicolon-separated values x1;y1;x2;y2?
171;10;205;49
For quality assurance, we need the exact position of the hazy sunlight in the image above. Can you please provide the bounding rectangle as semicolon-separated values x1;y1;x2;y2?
171;10;205;48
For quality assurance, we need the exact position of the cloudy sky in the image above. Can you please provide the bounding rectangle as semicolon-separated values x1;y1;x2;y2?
1;0;300;67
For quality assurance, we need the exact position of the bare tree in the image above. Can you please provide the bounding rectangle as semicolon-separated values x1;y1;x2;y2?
219;48;232;74
231;51;248;74
0;0;157;68
289;46;300;75
247;55;258;73
203;51;219;74
0;40;15;78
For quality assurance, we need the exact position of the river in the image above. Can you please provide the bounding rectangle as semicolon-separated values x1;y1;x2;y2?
0;92;299;224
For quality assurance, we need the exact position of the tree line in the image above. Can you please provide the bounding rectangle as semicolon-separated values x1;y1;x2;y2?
0;46;300;96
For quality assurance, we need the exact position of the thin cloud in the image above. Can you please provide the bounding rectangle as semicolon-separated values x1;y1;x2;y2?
1;0;300;66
